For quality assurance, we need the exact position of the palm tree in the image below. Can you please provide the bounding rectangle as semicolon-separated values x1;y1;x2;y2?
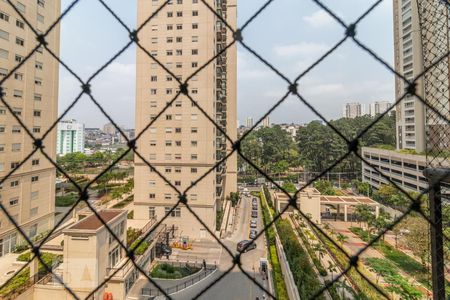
327;261;337;281
313;243;326;264
336;233;348;246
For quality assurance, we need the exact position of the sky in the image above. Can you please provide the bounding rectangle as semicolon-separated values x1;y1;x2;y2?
57;0;395;128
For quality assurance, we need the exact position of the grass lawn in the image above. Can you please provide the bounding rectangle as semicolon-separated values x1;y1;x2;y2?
150;263;201;279
55;193;78;207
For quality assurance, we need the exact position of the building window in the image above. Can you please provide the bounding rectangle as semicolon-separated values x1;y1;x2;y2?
192;62;198;68
165;127;172;133
0;68;7;77
31;191;39;200
167;24;173;30
176;11;183;17
176;37;182;43
150;89;157;95
167;12;173;17
164;193;172;200
15;54;23;62
31;176;39;182
175;127;181;133
0;29;9;41
11;162;20;169
191;154;198;160
37;14;44;23
191;127;198;133
192;36;198;42
38;0;46;7
10;180;19;187
32;159;40;166
150;75;157;82
0;144;4;152
192;10;198;16
175;167;181;173
190;194;197;201
165;140;172;147
176;62;182;68
174;181;181;186
149;193;155;199
35;78;42;85
33;127;41;133
149;207;156;218
149;140;156;146
176;49;182;55
35;62;43;70
30;207;38;217
108;246;121;268
166;50;173;56
191;167;197;173
176;24;182;30
191;114;198;120
149;153;156;160
165;207;181;217
166;114;172;120
9;197;19;206
192;23;198;29
174;114;181;120
14;73;23;80
13;90;23;98
12;126;21;133
192;49;198;55
34;94;42;101
0;11;10;22
0;107;5;115
15;37;24;46
165;167;172;173
174;153;181;160
149;180;156;187
33;110;41;117
191;141;197;147
11;143;21;152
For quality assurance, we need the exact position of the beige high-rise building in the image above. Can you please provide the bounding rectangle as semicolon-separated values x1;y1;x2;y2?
342;102;363;119
0;1;60;255
393;0;429;152
134;0;237;238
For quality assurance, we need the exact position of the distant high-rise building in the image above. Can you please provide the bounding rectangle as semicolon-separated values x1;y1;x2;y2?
369;101;392;117
342;102;363;119
245;117;254;128
0;0;60;254
103;122;117;135
56;120;85;155
262;116;270;127
134;0;237;238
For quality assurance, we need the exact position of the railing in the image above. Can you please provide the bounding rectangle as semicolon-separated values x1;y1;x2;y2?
141;262;217;297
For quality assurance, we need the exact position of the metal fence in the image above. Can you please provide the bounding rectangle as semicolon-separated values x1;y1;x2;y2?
0;0;449;299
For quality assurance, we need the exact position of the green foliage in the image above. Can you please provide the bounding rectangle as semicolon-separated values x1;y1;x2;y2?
131;239;149;255
126;227;142;247
276;219;325;300
365;258;422;299
314;180;338;195
112;195;134;209
150;263;201;279
297;115;395;174
315;227;385;299
352;180;372;196
281;181;296;194
239;125;299;175
229;192;239;207
216;208;225;231
127;210;134;219
0;267;30;296
291;217;327;276
263;185;273;208
259;192;288;299
55;193;78;207
17;252;31;262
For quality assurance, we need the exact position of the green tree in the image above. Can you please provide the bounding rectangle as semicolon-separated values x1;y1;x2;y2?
336;233;348;245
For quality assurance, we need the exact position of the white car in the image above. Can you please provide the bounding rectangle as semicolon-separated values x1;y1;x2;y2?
250;220;257;228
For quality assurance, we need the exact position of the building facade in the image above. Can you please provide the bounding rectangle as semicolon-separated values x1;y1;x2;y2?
245;116;253;128
134;0;237;239
342;102;363;119
369;101;391;117
393;0;427;151
56;119;84;155
0;0;60;255
360;147;444;192
262;116;270;127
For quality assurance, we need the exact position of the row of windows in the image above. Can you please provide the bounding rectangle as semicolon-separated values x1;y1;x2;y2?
363;153;425;171
150;61;199;69
149;140;198;147
148;207;182;218
0;159;40;171
148;88;198;95
0;108;42;117
149;153;198;160
165;10;199;18
0;125;41;134
151;23;199;31
149;127;198;134
150;166;198;173
153;0;199;5
0;142;22;152
2;192;39;207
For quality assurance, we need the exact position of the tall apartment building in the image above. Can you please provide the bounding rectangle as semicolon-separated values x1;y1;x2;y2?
369;101;391;117
342;102;363;119
393;0;427;151
245;116;253;128
56;119;85;155
0;1;60;255
262;116;270;127
134;0;237;239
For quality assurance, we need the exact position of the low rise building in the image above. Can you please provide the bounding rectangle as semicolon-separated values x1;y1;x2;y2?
360;147;449;192
56;119;85;155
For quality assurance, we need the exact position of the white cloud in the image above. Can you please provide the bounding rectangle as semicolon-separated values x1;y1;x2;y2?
302;10;334;28
238;50;272;79
274;42;329;57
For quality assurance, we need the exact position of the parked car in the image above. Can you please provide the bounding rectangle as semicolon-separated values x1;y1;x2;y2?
252;203;258;210
252;198;258;204
250;219;257;228
237;240;257;252
249;229;257;239
251;210;258;218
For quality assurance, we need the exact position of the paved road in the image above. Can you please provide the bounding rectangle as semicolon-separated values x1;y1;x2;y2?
170;194;269;300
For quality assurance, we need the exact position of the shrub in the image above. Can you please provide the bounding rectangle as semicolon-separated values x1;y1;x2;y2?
55;193;78;207
150;263;200;279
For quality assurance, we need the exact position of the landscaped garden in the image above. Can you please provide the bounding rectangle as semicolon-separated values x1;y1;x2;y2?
150;263;201;279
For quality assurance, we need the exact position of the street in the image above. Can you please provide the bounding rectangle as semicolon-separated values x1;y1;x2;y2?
170;193;269;300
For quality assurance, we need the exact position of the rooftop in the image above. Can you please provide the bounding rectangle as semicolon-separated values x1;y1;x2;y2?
68;210;123;231
320;196;378;206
